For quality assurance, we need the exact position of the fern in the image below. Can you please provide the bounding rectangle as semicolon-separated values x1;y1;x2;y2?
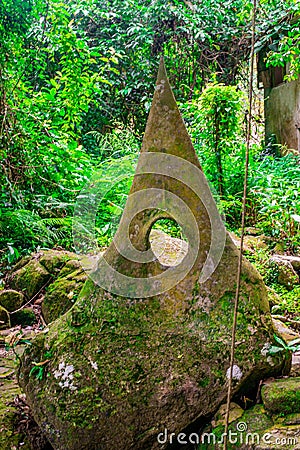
0;209;72;258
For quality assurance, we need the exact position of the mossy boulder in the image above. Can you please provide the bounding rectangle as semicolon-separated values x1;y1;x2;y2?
4;250;88;324
39;250;79;274
0;341;50;450
200;405;274;449
0;379;31;450
0;305;10;329
11;308;36;327
0;289;24;312
212;402;244;427
9;259;51;299
261;378;300;415
269;257;299;290
42;268;87;323
18;59;288;450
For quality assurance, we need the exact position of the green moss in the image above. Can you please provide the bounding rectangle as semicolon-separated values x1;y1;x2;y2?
0;289;24;312
42;271;87;323
39;250;76;273
262;378;300;415
0;305;10;329
10;259;51;299
17;61;288;449
11;307;36;326
0;350;31;449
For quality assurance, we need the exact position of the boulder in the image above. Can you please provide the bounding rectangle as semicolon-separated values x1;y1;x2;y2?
272;254;300;272
9;259;51;299
10;308;36;327
19;59;288;450
261;378;300;415
42;268;87;323
4;251;89;325
0;306;10;330
269;256;299;290
243;235;268;251
39;249;80;274
200;403;300;450
272;318;300;343
0;289;24;312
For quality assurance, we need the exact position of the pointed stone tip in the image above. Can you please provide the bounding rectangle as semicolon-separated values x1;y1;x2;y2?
156;56;168;85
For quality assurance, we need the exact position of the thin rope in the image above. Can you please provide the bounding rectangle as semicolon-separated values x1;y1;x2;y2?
223;1;257;448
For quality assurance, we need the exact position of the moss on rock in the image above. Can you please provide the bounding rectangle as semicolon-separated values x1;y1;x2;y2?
9;259;51;299
261;377;300;415
0;289;24;312
39;250;80;274
18;59;289;450
0;305;10;329
11;308;36;327
42;270;87;323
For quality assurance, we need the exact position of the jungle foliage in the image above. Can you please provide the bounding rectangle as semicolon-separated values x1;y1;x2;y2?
0;0;299;269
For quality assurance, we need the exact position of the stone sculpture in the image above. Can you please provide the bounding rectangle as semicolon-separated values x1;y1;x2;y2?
19;58;288;450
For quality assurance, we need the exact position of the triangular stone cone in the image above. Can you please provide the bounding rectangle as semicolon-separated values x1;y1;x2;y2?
99;56;221;296
19;60;288;450
139;57;200;165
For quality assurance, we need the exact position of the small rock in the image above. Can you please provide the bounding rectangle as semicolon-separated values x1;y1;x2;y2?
0;290;24;312
9;259;51;299
10;308;36;327
0;306;10;330
243;235;268;251
261;377;300;415
270;256;299;290
291;352;300;377
272;254;300;272
272;318;300;343
212;402;244;427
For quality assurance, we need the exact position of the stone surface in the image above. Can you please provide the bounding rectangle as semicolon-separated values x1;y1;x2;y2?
0;289;25;312
4;250;89;325
11;308;36;327
272;318;300;343
0;345;31;450
243;235;268;251
0;341;51;450
201;403;300;449
42;268;87;323
270;256;299;290
149;228;188;266
8;259;51;299
212;402;244;427
0;306;10;330
267;287;281;307
261;377;300;415
38;249;78;274
272;254;300;272
19;58;288;450
291;352;300;377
